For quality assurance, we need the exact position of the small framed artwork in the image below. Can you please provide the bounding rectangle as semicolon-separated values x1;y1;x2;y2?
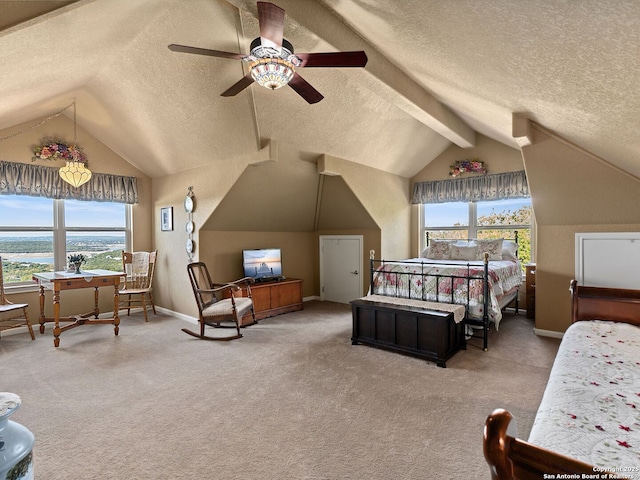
160;207;173;231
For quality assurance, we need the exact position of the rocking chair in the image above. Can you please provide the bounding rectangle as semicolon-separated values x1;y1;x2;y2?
184;262;256;341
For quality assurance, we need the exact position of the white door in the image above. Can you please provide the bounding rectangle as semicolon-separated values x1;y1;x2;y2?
320;235;363;304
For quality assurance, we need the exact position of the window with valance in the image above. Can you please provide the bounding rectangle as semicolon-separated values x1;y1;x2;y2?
0;160;138;204
414;170;533;264
0;160;137;283
412;170;529;204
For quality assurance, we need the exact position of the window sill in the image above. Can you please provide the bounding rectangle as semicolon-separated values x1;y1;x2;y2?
5;282;40;294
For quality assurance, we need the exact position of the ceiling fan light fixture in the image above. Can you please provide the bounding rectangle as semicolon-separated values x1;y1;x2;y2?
250;58;295;90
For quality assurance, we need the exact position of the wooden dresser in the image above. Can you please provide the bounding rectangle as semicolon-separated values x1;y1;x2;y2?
227;278;303;323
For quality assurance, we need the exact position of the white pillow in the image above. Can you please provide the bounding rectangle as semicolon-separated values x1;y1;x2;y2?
449;244;478;261
475;238;503;261
426;239;455;259
502;240;518;262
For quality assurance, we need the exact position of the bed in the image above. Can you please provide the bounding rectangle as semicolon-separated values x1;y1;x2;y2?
483;280;640;480
368;238;522;351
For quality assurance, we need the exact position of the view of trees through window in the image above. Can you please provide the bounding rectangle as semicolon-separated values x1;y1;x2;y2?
0;195;129;283
422;198;532;266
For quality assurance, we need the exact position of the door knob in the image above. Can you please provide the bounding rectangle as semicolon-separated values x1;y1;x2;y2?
350;270;358;275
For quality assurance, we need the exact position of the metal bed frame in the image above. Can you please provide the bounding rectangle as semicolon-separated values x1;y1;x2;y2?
368;235;520;351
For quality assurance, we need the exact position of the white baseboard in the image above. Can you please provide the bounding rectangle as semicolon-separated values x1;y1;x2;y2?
534;328;564;339
155;306;198;324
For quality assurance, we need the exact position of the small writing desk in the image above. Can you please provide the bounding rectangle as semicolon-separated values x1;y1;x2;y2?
32;269;123;347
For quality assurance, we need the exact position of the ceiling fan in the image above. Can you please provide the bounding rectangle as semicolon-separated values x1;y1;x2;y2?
168;1;368;104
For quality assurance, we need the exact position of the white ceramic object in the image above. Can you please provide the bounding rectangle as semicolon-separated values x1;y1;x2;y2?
0;393;34;480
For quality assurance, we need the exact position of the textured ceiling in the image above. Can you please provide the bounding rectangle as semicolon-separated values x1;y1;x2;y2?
1;0;639;179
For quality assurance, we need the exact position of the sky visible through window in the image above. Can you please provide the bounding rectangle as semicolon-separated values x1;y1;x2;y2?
0;195;53;227
0;196;125;233
1;195;127;279
425;198;530;227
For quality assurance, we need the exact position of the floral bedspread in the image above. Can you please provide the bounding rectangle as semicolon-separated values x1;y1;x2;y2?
371;259;521;329
528;320;640;479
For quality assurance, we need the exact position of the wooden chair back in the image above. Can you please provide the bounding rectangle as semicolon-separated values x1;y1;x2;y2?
187;262;217;314
122;251;157;290
0;256;35;340
0;256;7;305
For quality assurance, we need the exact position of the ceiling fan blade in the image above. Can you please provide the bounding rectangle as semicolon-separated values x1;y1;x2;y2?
288;73;324;104
296;51;368;68
221;74;255;97
257;1;285;50
168;44;245;60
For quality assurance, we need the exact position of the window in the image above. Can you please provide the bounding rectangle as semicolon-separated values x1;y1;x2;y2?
0;195;131;284
421;198;533;265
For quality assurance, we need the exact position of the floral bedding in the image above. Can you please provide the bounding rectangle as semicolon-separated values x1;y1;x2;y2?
370;259;522;329
528;320;640;479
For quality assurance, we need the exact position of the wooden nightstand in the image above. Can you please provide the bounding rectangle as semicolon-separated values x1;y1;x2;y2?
525;263;536;319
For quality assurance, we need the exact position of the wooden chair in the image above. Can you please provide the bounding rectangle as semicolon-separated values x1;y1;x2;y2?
119;251;157;322
184;262;256;341
0;257;35;340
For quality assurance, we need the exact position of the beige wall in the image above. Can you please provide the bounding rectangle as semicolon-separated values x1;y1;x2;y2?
522;126;640;333
0;114;152;319
322;155;411;260
11;114;639;333
152;145;408;319
410;134;526;255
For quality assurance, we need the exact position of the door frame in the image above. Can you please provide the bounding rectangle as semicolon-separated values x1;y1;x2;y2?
319;234;363;302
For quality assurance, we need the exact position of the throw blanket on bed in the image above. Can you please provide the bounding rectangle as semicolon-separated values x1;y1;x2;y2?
364;294;466;323
528;320;640;479
371;259;521;329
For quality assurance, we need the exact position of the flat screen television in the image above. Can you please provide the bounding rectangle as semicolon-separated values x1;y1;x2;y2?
242;248;283;280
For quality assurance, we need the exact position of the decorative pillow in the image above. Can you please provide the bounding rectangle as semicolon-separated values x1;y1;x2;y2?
426;240;455;259
475;238;504;261
502;240;518;262
449;244;479;261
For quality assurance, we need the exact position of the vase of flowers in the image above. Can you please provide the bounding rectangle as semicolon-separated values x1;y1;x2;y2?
0;392;35;480
68;254;86;274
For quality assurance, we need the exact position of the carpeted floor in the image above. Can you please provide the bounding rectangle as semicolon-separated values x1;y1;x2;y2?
1;301;560;479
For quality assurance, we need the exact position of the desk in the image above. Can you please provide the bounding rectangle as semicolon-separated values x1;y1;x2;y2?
32;269;123;347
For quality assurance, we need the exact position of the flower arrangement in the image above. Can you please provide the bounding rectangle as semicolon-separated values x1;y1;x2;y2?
68;254;86;265
449;159;487;177
33;138;87;163
68;253;86;273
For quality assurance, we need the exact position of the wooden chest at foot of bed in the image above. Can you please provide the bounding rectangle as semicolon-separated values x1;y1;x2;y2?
350;298;466;367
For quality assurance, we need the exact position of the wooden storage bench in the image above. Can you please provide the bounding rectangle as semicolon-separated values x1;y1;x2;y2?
350;296;466;367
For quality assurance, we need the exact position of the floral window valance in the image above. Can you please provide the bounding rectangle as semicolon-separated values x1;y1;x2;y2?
0;160;138;204
412;170;529;204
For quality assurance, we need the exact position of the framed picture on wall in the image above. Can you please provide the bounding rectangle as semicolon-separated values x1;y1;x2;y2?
161;207;173;231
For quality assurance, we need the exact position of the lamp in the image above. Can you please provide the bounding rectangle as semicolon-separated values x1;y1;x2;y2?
59;102;91;188
59;160;92;187
250;58;294;90
247;37;298;90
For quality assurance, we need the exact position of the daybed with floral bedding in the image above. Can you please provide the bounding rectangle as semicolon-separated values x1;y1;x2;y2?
483;280;640;480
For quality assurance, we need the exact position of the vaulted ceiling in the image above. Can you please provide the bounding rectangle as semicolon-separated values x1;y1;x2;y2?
1;0;639;179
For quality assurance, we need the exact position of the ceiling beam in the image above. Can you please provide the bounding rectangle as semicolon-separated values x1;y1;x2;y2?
225;0;476;148
512;112;533;147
